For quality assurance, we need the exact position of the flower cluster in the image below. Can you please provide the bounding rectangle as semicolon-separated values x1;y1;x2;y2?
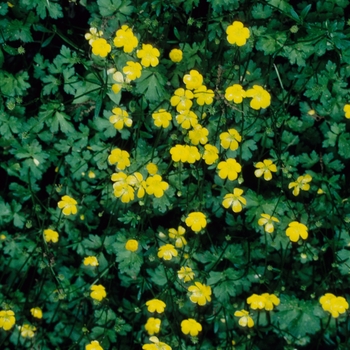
170;144;201;163
320;293;349;318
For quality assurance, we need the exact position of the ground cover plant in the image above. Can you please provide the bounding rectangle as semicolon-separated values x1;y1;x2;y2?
1;0;350;349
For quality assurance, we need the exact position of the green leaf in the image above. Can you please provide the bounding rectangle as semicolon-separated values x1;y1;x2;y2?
0;198;12;225
338;132;350;159
135;71;168;102
97;0;133;16
147;265;168;286
299;151;319;168
82;234;103;250
241;139;257;161
50;111;75;134
251;3;273;19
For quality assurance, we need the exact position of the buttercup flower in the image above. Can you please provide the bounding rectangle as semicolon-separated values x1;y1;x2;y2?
123;61;142;81
83;256;99;267
286;221;308;242
202;144;219;165
226;21;250;46
225;84;246;103
146;163;158;175
188;124;209;145
288;174;312;196
185;212;207;232
152;109;172;128
217;158;242;181
258;213;279;233
247;294;267;310
111;71;130;94
142;336;171;350
88;170;96;179
246;85;271;110
127;172;146;198
19;324;36;338
125;239;139;252
91;38;111;58
30;307;42;319
170;88;194;112
188;282;212;306
169;226;187;248
194;85;215;105
169;48;183;63
178;266;195;282
158;244;178;260
0;310;16;331
112;172;135;203
90;284;107;301
183;70;203;90
145;317;161;335
254;159;277;181
109;107;132;130
320;293;349;318
176;110;198;129
261;293;280;311
181;318;202;336
108;148;130;170
85;27;103;45
220;129;242;151
170;144;189;162
222;188;246;213
44;229;59;243
344;104;350;119
137;44;160;67
186;146;201;163
234;309;254;327
86;340;104;350
146;299;166;313
145;175;169;198
114;25;138;53
58;195;77;215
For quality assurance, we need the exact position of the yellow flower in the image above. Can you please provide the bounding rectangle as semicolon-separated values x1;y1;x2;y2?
142;336;172;350
145;317;161;335
146;163;158;175
254;159;277;181
146;299;166;313
91;38;111;58
220;129;242;151
85;27;103;45
186;146;201;163
286;221;308;242
194;85;215;105
183;70;203;90
88;170;96;179
108;148;130;170
127;172;146;198
225;84;246;103
246;85;271;110
188;282;212;306
152;109;172;128
123;61;142;81
83;256;99;266
202;144;219;165
288;174;312;196
261;293;280;311
90;284;107;301
112;173;135;203
30;307;43;319
344;104;350;119
234;309;254;327
86;340;104;350
158;244;178;260
185;212;207;232
170;144;189;162
169;48;183;62
258;213;279;233
222;188;246;213
109;107;132;130
58;195;78;215
188;124;209;145
217;158;242;181
168;226;187;248
125;239;139;252
178;266;195;282
19;324;36;338
145;174;169;198
114;25;138;53
226;21;250;46
43;229;59;243
320;293;349;318
170;88;194;112
247;294;267;310
0;310;16;330
111;71;130;94
176;109;198;129
181;318;202;336
137;44;160;67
